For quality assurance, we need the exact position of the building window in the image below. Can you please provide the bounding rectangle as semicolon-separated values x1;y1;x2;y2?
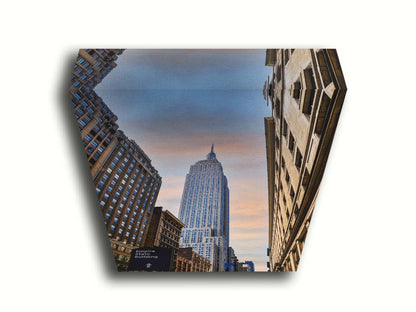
295;148;303;170
284;49;290;66
316;50;332;87
301;67;316;117
303;67;315;89
288;132;295;153
283;119;288;138
315;93;331;135
294;204;300;216
302;90;314;117
276;65;281;82
292;80;301;100
274;97;280;119
302;168;310;187
79;119;86;128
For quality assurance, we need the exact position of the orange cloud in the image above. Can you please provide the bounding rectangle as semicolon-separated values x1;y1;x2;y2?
138;133;266;159
158;187;184;199
231;232;267;239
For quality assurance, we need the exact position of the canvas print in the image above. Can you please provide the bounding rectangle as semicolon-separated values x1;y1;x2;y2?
69;49;346;272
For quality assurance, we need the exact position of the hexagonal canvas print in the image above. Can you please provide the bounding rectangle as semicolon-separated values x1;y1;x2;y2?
69;49;346;272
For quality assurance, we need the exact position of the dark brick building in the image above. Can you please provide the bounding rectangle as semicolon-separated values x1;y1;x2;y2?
144;207;184;271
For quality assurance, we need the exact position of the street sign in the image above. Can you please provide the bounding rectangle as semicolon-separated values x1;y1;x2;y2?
127;247;173;272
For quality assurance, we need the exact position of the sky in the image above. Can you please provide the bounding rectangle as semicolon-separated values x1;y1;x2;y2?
96;49;272;271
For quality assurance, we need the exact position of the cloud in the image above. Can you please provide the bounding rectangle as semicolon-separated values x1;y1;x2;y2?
144;135;267;159
97;49;270;90
231;232;268;239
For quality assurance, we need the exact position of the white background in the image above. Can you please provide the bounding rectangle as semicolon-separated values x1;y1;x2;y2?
1;0;415;311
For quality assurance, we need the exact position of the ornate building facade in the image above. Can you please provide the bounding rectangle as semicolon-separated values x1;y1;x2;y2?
264;49;346;271
144;207;185;271
175;247;211;272
178;145;230;272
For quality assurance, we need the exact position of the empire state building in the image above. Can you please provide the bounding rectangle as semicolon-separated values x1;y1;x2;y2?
178;145;230;271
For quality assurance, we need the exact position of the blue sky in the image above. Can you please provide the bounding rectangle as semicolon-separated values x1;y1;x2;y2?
96;49;272;271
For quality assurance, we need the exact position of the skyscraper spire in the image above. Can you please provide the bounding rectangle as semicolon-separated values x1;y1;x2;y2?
179;143;229;271
207;143;216;160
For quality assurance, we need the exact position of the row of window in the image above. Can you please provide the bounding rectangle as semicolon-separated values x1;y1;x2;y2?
279;119;304;172
72;52;117;88
97;143;160;245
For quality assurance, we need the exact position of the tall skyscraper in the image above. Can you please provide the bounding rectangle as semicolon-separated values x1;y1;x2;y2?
70;49;162;271
70;49;124;179
178;145;230;272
